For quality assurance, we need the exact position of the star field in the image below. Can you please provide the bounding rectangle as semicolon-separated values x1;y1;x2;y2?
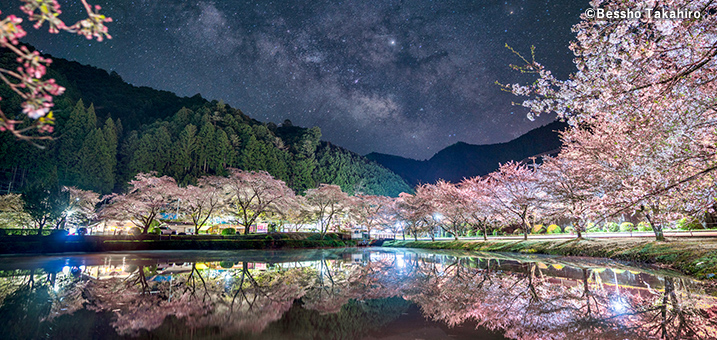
1;0;587;159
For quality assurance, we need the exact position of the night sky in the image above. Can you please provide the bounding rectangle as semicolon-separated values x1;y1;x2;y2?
2;0;587;159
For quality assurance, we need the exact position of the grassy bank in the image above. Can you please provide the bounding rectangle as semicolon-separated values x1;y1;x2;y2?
0;232;356;254
384;238;717;280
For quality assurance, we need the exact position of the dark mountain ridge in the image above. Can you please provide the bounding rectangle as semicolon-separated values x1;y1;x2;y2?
366;120;568;186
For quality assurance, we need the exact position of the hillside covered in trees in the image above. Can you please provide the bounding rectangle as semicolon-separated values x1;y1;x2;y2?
0;48;411;197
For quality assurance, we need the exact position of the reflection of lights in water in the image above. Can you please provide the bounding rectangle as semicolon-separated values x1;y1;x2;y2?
611;297;628;314
62;266;70;275
396;255;405;268
68;227;77;235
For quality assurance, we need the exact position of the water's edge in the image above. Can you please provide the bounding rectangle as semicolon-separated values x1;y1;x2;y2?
383;239;717;281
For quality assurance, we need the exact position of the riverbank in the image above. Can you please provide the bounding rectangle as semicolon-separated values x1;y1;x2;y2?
383;238;717;280
0;232;356;254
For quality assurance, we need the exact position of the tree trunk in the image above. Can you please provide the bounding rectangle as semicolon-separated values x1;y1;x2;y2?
483;227;488;241
645;213;665;241
453;233;459;241
576;228;582;239
521;217;530;240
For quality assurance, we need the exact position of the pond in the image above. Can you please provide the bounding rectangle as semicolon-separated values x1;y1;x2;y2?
0;248;715;339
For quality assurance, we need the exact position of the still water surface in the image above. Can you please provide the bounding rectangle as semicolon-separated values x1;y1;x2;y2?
0;248;715;339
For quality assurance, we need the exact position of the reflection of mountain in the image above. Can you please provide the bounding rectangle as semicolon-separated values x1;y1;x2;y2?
0;250;716;340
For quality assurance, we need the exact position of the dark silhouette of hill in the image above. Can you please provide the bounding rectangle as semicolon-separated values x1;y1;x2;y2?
0;47;411;196
366;121;568;186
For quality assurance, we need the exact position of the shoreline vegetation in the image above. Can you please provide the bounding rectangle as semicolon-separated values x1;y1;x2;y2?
0;232;356;255
383;238;717;280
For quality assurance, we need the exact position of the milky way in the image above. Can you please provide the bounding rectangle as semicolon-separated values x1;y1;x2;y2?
1;0;587;159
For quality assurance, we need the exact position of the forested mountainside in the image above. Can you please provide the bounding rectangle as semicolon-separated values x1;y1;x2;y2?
366;121;568;186
0;48;411;196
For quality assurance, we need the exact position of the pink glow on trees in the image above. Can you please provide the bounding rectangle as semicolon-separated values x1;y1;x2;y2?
558;118;710;241
503;0;717;240
223;168;295;235
176;176;228;232
305;184;349;238
422;181;469;241
378;197;403;239
394;192;432;241
487;162;546;240
459;176;497;241
101;173;179;234
0;0;111;140
537;155;606;239
350;194;391;239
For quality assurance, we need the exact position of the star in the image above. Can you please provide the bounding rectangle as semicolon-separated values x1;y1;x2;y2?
0;0;584;160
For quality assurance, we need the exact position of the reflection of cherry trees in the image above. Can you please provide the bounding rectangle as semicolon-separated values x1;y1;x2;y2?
1;251;716;339
400;254;717;340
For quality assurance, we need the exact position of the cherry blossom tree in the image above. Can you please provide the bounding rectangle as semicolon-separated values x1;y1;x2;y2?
176;176;228;233
377;197;402;239
503;0;717;239
350;194;391;239
281;195;315;232
458;176;497;241
62;186;100;228
101;173;179;234
487;162;546;240
558;119;704;241
222;168;295;235
537;155;606;239
393;192;432;241
305;184;349;238
422;181;469;241
0;0;112;140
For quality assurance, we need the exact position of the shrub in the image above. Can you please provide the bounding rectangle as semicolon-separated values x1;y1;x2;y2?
512;229;523;235
531;224;545;234
586;222;600;232
637;222;652;232
676;217;703;231
492;229;500;236
221;228;236;236
547;224;562;234
604;222;619;232
129;227;142;236
564;226;575;234
148;227;161;235
219;261;234;269
619;222;634;232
